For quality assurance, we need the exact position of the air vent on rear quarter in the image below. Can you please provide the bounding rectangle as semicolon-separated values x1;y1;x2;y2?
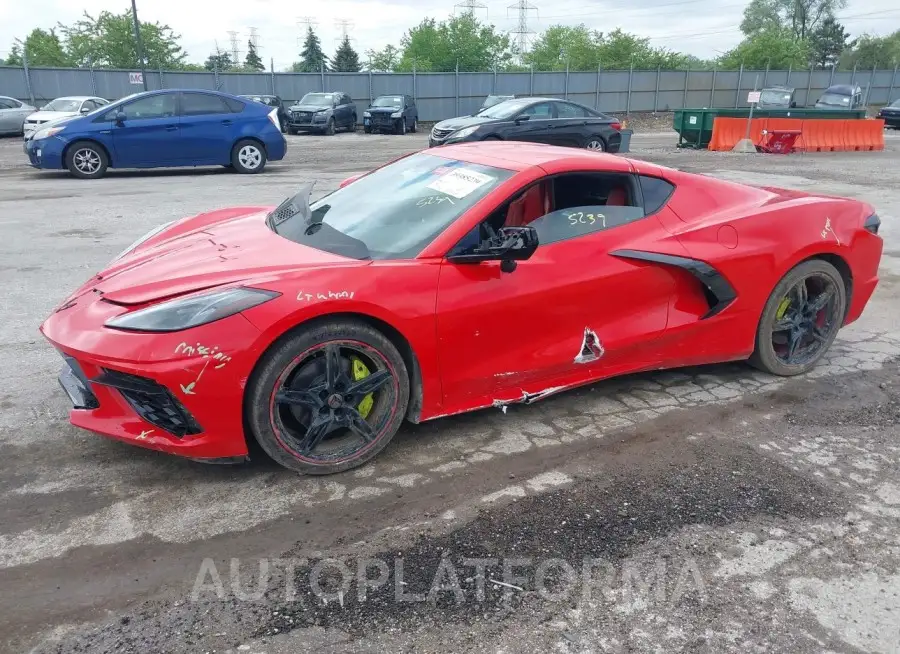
864;213;881;235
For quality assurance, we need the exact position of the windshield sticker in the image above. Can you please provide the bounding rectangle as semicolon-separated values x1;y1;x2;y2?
417;195;456;207
431;165;454;176
296;290;355;301
427;168;494;199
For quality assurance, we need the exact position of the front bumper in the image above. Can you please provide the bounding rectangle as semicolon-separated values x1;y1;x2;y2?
877;113;900;127
40;291;261;460
24;136;64;169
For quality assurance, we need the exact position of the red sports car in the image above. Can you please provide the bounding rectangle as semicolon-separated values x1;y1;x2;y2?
40;142;883;475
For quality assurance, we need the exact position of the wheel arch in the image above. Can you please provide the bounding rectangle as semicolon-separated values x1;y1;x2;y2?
62;138;113;170
797;252;853;322
233;135;267;158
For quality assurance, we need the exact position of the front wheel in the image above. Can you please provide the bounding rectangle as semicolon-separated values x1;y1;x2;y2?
65;141;108;179
396;118;407;135
231;139;267;174
749;259;846;376
247;320;410;475
325;118;335;136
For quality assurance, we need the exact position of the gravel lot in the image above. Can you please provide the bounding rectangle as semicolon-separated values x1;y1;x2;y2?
1;129;899;654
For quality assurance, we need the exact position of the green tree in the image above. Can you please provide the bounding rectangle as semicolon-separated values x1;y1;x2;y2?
8;28;71;67
740;0;847;41
808;17;852;68
718;27;812;69
526;24;601;71
293;26;328;72
60;10;187;69
244;40;264;71
204;49;234;72
396;14;512;72
839;30;900;68
332;36;361;72
365;44;400;71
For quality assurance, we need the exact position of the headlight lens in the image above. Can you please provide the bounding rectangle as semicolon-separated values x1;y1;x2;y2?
450;125;479;139
363;111;371;117
391;111;401;118
33;125;66;140
111;220;175;262
106;288;280;332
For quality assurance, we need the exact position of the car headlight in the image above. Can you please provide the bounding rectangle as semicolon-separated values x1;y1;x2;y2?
105;287;281;332
112;220;176;262
391;111;402;118
450;125;479;139
33;125;66;141
363;111;371;118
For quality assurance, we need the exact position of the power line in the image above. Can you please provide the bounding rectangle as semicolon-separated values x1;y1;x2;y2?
455;0;488;18
508;0;538;61
334;19;356;45
297;16;318;48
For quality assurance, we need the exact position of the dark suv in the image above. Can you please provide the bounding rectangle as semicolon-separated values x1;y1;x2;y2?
363;94;418;134
286;92;357;135
239;95;288;132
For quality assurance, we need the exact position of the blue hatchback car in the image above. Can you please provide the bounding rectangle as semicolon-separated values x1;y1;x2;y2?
24;89;287;179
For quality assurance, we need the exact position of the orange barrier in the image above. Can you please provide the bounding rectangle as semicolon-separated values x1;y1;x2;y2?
710;117;886;153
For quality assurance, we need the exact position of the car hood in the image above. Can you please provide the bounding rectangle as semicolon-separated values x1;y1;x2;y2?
434;115;494;131
368;106;401;113
880;106;900;113
27;110;78;122
289;104;329;112
84;208;361;305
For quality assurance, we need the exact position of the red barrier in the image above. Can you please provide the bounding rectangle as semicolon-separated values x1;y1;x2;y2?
709;117;885;153
708;117;766;151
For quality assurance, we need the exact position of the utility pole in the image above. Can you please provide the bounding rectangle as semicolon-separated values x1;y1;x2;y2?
297;17;319;50
334;19;356;46
227;31;240;63
507;1;538;65
130;0;148;91
454;0;488;18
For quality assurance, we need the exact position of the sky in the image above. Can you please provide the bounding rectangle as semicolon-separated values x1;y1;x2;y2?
1;0;899;69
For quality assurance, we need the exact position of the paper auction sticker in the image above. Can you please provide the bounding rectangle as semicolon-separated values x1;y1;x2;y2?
427;168;494;198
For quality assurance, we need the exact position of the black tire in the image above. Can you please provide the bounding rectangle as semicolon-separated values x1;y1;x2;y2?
396;118;407;135
231;139;267;174
749;259;846;376
65;141;108;179
349;115;357;132
325;118;336;136
287;127;296;135
410;118;418;133
584;136;607;151
364;126;372;134
246;320;410;475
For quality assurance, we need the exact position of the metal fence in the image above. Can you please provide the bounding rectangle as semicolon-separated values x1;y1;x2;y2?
2;64;898;122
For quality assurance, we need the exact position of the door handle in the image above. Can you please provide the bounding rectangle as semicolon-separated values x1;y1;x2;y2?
100;130;112;135
165;125;178;131
221;120;233;126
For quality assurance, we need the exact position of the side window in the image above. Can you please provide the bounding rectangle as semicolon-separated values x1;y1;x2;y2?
181;93;230;116
343;94;353;105
110;94;177;120
0;99;15;109
95;98;109;106
640;176;676;215
223;96;246;113
519;102;553;118
81;100;96;111
555;102;587;118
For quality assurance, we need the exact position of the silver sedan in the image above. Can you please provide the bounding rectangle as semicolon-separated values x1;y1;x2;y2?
0;96;36;136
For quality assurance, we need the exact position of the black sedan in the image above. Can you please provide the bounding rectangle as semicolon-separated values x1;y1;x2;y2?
877;99;900;128
239;94;288;133
429;97;622;152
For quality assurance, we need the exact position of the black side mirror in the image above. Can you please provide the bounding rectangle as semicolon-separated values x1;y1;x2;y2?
790;101;797;108
114;111;127;124
80;106;91;113
447;226;539;272
514;114;531;124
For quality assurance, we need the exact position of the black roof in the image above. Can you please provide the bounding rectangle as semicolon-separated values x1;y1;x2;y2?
823;84;860;94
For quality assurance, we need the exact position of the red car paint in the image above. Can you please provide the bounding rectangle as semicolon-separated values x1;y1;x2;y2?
40;142;882;462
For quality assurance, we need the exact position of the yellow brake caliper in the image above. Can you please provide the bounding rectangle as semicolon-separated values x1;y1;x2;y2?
776;296;792;320
351;357;374;419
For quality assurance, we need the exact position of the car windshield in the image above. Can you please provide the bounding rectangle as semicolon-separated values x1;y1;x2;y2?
300;93;333;106
268;153;515;260
44;99;82;112
760;90;792;104
818;92;852;106
476;98;532;119
482;95;512;108
244;95;276;106
373;96;402;107
889;99;900;108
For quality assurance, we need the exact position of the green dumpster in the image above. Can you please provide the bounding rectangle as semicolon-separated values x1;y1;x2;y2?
673;108;869;149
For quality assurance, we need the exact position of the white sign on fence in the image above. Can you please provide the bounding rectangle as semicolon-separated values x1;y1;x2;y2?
747;91;761;104
129;72;144;85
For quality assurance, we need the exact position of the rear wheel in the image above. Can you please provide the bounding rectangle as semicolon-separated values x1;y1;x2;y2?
231;139;267;174
396;118;407;135
364;126;372;134
749;259;846;376
247;320;410;475
584;136;606;151
410;118;418;133
66;141;108;179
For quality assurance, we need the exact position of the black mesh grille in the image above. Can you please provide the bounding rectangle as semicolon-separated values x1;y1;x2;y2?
93;369;203;437
431;127;454;140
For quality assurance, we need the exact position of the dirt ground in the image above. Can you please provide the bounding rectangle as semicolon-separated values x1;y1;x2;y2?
0;129;898;654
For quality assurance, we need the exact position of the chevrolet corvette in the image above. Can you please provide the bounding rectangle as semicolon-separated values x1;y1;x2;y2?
40;142;883;474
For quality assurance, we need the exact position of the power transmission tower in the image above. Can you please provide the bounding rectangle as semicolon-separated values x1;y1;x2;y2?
297;17;318;47
507;0;538;62
227;30;240;62
248;27;261;52
454;0;488;17
334;19;356;45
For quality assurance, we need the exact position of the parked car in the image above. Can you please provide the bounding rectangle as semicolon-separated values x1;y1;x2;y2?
480;94;516;111
23;96;110;140
876;99;900;128
429;97;622;151
757;86;797;109
239;94;288;132
286;92;356;135
0;96;36;136
363;94;418;134
24;89;286;179
815;84;862;110
38;141;882;474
